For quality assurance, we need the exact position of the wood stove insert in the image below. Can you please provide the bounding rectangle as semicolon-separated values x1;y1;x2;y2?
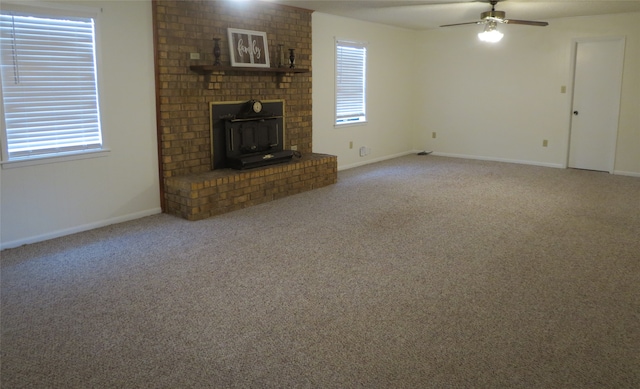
210;100;293;170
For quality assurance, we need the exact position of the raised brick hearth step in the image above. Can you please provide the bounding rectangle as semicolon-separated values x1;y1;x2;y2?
164;153;337;221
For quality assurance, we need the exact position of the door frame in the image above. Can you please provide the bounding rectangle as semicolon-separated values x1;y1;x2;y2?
566;36;626;173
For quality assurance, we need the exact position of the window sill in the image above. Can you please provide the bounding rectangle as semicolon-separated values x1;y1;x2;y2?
335;121;368;128
1;149;111;169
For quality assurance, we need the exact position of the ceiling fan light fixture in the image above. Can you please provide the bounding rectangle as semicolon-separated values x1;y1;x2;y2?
478;21;503;43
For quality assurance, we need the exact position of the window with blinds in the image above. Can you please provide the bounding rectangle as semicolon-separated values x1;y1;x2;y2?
0;7;102;161
335;40;367;125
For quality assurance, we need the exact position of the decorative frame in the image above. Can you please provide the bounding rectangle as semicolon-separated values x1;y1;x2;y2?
227;28;270;68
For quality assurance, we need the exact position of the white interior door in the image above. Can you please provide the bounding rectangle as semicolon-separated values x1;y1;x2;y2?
568;37;625;173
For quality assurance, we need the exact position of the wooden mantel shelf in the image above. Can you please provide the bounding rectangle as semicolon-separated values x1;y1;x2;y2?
190;65;310;75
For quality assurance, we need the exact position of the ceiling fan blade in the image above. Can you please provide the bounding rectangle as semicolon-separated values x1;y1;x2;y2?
374;1;486;9
504;19;549;27
440;20;483;27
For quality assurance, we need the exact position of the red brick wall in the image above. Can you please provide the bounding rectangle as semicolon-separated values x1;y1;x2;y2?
153;0;313;181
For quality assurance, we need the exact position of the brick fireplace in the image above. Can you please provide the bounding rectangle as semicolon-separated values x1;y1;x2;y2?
153;0;337;219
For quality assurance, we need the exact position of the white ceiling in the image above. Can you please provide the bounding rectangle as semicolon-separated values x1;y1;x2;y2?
265;0;640;30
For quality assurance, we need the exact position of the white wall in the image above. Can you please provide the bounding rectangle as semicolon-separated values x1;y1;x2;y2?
414;12;640;175
312;13;417;170
312;12;639;176
0;0;160;249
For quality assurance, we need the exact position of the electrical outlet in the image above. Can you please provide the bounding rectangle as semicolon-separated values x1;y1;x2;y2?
359;146;370;157
543;140;548;147
560;85;566;94
190;52;200;60
432;132;437;139
349;141;353;149
291;145;297;151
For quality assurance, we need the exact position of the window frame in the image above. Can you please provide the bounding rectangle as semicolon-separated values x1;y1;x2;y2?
335;39;367;127
0;1;108;167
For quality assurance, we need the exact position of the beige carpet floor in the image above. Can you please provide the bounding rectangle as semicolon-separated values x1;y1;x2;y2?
2;155;639;388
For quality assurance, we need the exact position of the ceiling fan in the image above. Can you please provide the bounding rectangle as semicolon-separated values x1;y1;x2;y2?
440;0;549;28
440;0;548;42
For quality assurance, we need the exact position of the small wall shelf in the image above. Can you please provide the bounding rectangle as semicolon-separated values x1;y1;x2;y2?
190;65;309;75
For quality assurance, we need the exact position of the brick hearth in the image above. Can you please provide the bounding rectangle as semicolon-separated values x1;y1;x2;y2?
165;154;337;221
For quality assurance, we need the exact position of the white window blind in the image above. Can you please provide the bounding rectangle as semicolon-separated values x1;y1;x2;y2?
335;40;366;125
0;9;102;160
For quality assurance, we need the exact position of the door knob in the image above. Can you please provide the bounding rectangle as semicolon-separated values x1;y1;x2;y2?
573;110;579;116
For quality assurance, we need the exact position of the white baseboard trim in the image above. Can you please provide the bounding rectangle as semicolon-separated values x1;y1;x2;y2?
430;152;565;169
1;208;162;251
338;150;418;171
613;170;640;177
337;150;568;171
337;149;638;177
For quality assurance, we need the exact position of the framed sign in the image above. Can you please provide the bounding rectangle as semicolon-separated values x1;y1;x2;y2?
227;28;270;68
